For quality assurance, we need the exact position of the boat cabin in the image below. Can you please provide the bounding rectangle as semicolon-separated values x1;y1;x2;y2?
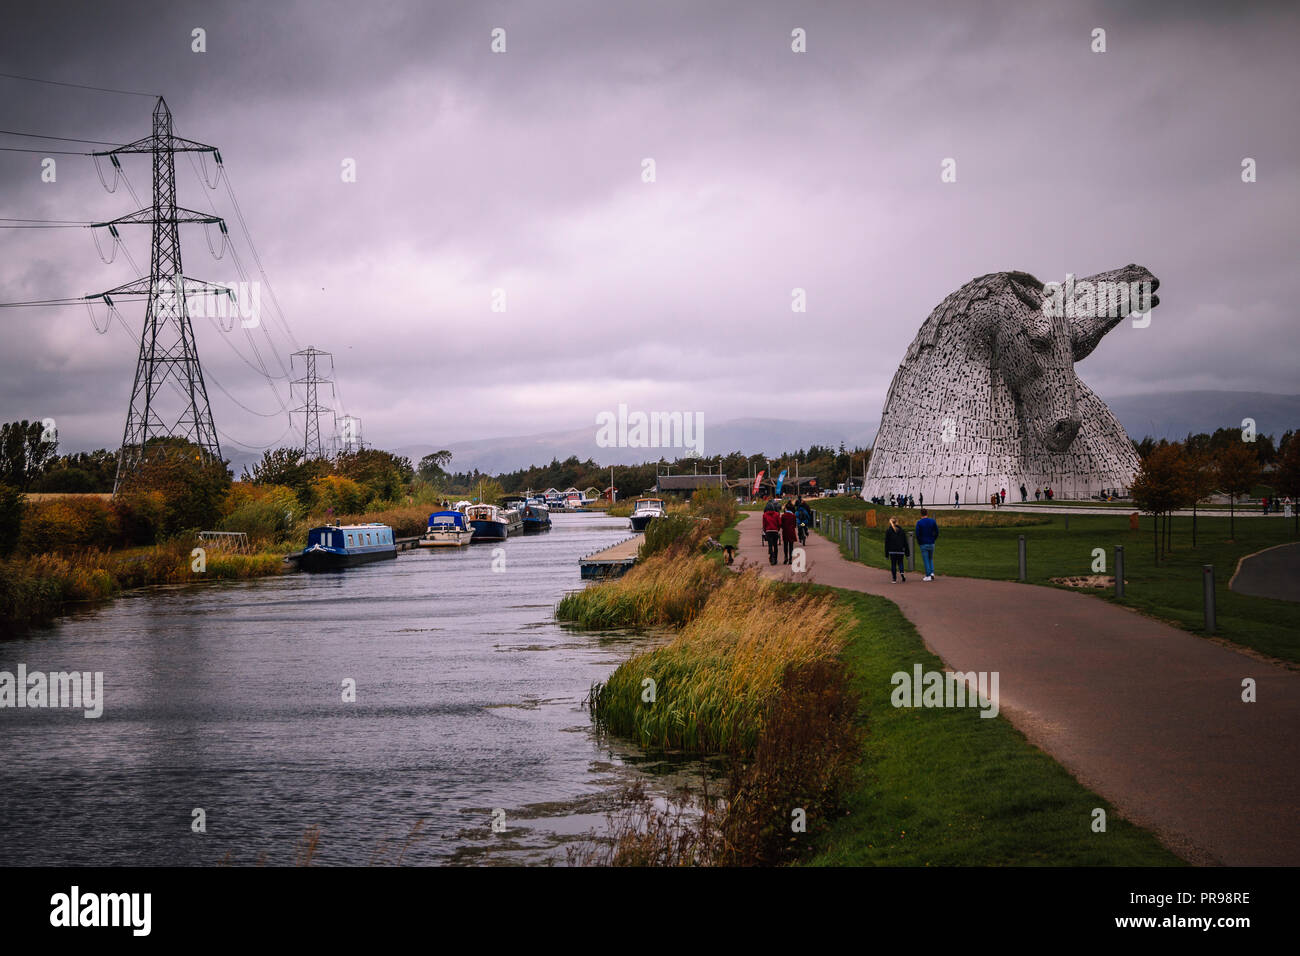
306;523;394;552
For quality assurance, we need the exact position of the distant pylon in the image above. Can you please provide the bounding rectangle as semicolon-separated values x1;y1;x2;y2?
290;346;335;459
337;414;363;454
92;97;229;493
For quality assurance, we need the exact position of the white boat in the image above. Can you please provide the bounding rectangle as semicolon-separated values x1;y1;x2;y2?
418;510;473;548
629;497;667;531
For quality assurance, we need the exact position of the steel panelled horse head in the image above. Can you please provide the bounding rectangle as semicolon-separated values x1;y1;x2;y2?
863;266;1160;505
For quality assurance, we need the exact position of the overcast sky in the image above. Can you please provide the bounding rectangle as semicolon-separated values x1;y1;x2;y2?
2;0;1296;464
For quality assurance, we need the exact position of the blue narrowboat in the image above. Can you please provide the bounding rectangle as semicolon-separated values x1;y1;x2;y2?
299;523;398;571
521;501;552;532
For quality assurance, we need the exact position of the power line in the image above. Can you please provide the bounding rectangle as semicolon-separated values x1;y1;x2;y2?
0;71;157;98
0;129;123;146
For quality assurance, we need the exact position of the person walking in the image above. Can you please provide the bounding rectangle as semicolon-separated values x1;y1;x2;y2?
1019;483;1027;502
885;517;909;583
1000;488;1006;505
796;498;812;545
954;491;960;508
1035;486;1041;500
915;508;939;581
780;501;798;564
761;499;781;565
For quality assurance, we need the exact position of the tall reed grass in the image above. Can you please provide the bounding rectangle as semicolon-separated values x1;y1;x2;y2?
586;563;849;753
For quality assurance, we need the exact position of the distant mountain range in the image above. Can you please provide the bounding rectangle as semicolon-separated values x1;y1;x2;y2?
1104;391;1300;443
390;392;1300;476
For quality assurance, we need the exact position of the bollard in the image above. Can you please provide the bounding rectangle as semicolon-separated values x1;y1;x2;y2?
1114;546;1124;598
1018;535;1027;581
1203;564;1215;633
852;526;859;560
906;530;915;571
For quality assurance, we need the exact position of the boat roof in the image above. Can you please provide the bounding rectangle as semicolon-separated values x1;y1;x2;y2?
310;523;391;532
429;510;466;521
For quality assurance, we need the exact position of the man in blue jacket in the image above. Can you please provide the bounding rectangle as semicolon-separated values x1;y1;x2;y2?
915;508;939;581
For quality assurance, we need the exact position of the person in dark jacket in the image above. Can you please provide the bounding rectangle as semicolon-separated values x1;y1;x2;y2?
915;508;939;580
761;499;781;565
795;499;812;545
780;501;798;564
884;516;909;582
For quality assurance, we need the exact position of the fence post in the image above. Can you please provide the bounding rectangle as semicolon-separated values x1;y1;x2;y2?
1203;564;1215;633
1114;545;1124;598
1018;535;1027;581
906;530;915;571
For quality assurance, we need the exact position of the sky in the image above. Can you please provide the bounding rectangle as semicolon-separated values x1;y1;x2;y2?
1;0;1297;467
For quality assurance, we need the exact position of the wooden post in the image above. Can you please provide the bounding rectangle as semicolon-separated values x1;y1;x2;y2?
1018;535;1027;581
1114;546;1124;598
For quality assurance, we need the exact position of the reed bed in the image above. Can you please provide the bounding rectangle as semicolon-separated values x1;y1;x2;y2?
556;550;727;629
587;563;850;754
0;541;287;633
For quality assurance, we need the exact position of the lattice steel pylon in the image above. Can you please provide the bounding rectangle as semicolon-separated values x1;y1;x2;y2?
290;346;335;460
92;97;229;493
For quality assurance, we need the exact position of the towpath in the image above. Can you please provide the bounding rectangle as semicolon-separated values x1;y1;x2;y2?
736;512;1300;865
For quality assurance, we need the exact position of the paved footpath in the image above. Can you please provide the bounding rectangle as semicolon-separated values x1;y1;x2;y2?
737;513;1300;865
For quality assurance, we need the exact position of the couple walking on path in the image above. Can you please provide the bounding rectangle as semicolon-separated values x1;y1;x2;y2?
883;508;940;582
761;496;812;565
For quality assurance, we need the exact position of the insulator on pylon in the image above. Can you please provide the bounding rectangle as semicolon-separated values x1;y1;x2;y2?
205;220;228;260
93;153;121;193
85;298;110;335
92;224;120;264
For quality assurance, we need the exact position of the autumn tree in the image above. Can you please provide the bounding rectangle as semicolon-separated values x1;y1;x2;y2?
1130;442;1190;563
0;420;58;489
1183;446;1217;548
1273;435;1300;537
117;438;232;540
1215;442;1260;540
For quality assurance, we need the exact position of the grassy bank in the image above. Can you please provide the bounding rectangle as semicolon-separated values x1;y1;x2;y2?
0;543;287;634
582;562;847;752
811;497;1300;663
560;545;1180;865
806;589;1182;865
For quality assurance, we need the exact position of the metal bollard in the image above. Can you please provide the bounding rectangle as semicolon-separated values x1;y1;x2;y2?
1203;564;1215;633
1018;535;1027;581
1114;546;1124;598
906;530;915;571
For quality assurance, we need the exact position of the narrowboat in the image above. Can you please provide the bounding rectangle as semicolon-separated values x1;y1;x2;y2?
464;503;522;541
521;501;552;532
418;510;473;548
629;497;667;531
299;523;398;571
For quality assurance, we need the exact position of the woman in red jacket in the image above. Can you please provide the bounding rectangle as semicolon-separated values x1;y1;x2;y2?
761;500;782;565
780;501;798;564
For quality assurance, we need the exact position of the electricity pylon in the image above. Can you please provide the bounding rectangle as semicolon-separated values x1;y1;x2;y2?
92;97;229;493
290;346;335;460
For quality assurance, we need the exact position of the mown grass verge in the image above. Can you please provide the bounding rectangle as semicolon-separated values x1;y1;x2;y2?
804;588;1183;866
812;497;1300;664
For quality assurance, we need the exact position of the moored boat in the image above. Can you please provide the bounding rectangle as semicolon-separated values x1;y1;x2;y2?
418;510;473;548
629;497;667;531
299;523;398;571
464;503;522;541
521;501;551;532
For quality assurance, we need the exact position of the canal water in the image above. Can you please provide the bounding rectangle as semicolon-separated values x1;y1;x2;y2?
0;512;694;866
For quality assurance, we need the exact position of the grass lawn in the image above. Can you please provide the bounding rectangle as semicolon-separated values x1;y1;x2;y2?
810;497;1300;664
805;589;1184;866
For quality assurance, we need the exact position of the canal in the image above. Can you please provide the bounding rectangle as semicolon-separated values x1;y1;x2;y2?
0;512;693;865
